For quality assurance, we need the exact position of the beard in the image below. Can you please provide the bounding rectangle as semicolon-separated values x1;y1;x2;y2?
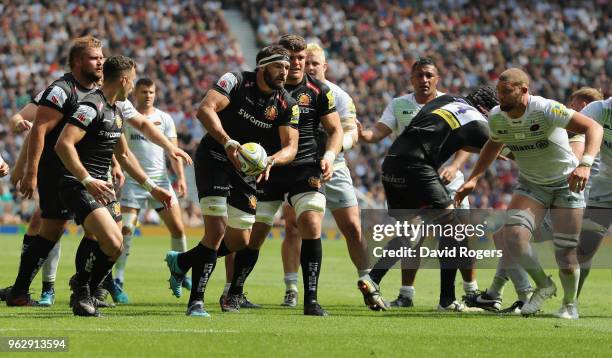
263;67;284;90
82;68;103;83
499;103;514;112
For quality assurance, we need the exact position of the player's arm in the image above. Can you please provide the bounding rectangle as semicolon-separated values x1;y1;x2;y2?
10;132;30;187
111;155;125;188
439;150;470;185
126;113;192;165
568;133;585;160
168;137;186;198
565;112;603;192
196;89;241;168
358;122;393;143
0;154;8;177
454;139;504;207
9;103;37;133
55;123;115;205
21;105;65;198
320;111;343;181
114;134;173;208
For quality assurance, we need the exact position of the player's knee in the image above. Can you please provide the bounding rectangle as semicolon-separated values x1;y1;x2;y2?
227;205;255;230
255;201;282;226
553;233;580;250
504;210;536;238
291;192;326;219
200;196;228;217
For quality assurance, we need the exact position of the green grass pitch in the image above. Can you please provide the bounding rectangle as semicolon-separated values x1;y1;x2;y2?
1;233;611;357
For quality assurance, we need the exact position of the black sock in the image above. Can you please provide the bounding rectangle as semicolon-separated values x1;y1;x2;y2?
189;244;217;304
216;239;231;258
577;268;589;298
301;239;322;304
177;243;209;273
74;237;99;286
42;281;55;292
13;235;56;293
20;234;35;260
228;248;260;296
439;268;457;306
88;243;116;290
369;236;408;284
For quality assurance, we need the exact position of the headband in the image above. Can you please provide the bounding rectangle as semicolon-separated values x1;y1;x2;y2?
256;54;290;68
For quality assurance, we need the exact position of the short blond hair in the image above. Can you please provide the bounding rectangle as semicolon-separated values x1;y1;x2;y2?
306;43;326;62
569;87;604;103
68;35;103;69
499;68;530;88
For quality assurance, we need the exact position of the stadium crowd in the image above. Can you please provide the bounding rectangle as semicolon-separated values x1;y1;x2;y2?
0;0;609;223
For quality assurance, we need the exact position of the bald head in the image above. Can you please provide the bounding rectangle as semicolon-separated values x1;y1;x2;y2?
499;68;530;88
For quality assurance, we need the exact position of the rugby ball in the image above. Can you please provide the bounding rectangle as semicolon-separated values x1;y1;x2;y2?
238;142;268;176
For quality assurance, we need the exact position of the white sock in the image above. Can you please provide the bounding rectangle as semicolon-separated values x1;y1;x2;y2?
559;268;580;304
115;233;133;283
463;280;479;295
517;288;532;303
399;286;415;299
487;276;507;298
223;282;231;295
42;241;61;283
171;235;187;252
284;272;298;292
358;269;371;280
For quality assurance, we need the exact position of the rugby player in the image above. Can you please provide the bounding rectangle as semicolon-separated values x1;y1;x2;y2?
274;42;381;308
358;58;478;308
55;55;173;317
366;85;499;311
467;87;603;316
455;68;603;317
112;78;189;304
164;45;300;317
220;35;343;316
3;35;191;307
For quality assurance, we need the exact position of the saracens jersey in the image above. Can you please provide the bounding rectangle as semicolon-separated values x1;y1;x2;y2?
61;89;124;184
201;71;299;160
285;73;336;166
387;94;490;170
581;98;612;178
488;95;576;185
124;108;176;181
378;91;445;136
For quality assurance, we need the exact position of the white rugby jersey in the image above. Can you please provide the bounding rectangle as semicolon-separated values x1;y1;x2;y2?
581;98;612;178
325;80;356;165
378;91;444;136
124;107;177;179
488;95;577;184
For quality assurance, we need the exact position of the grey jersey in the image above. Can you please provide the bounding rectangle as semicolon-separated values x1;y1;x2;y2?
581;98;612;178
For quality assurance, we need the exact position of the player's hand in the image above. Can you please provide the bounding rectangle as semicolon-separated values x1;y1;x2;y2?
14;119;33;133
10;165;24;188
151;186;174;209
356;120;371;142
224;139;241;171
112;165;125;189
0;162;9;177
176;178;187;198
454;178;477;208
320;158;333;182
256;157;275;183
439;165;458;185
20;172;37;199
568;165;590;193
85;179;115;206
169;146;193;166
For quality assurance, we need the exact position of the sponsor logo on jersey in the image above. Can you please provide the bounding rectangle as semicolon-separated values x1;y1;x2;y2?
326;89;335;110
507;144;536;151
530;124;540;131
46;86;67;107
308;176;322;189
74;105;97;127
115;115;123;129
550;103;570;118
217;72;237;93
290;105;300;125
497;129;508;134
248;195;257;210
264;105;278;121
535;140;549;149
298;93;311;106
238;108;272;129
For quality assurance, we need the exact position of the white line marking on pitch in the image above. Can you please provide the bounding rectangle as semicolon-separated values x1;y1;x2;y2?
0;328;239;334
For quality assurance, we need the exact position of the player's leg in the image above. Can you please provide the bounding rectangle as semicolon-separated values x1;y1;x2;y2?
39;240;60;306
577;208;610;297
281;203;300;306
221;254;234;303
106;205;138;304
222;199;282;312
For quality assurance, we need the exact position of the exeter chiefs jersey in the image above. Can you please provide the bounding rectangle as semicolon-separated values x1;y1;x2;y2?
387;95;489;170
582;98;612;178
62;90;124;184
202;71;299;161
125;108;176;180
488;95;577;185
36;73;97;172
285;73;336;166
